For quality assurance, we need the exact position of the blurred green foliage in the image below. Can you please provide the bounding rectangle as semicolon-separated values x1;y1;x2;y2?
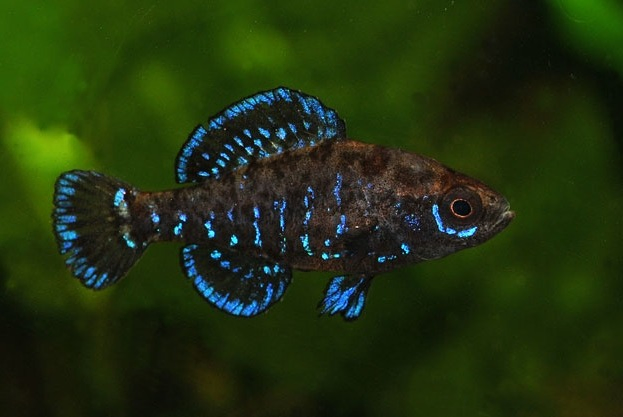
1;0;622;416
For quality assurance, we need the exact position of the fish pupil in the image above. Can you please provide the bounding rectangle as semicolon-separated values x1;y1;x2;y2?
451;199;472;218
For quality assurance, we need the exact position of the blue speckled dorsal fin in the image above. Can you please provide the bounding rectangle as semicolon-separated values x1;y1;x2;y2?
175;87;347;183
181;244;292;317
318;274;373;321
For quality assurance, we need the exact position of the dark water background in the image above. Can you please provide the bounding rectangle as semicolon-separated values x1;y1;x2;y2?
1;1;622;416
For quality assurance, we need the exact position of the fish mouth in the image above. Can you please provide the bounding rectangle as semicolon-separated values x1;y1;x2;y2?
494;207;515;230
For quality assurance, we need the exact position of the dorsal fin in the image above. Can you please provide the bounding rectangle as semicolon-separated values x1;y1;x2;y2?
175;87;347;183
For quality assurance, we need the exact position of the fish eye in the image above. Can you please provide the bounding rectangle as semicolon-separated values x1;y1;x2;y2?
441;188;483;225
450;199;472;218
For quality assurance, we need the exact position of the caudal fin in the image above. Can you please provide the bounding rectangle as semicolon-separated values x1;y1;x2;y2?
52;170;148;289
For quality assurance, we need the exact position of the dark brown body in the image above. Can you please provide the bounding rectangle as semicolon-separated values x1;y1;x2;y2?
132;140;512;276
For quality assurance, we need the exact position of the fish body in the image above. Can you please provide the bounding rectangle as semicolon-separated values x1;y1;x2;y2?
53;87;513;320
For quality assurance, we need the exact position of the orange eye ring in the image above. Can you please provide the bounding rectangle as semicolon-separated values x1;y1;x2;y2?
450;198;472;218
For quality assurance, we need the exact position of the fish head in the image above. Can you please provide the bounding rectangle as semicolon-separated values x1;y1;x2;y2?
416;169;514;258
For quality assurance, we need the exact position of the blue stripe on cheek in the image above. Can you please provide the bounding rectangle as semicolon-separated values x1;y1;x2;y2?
432;204;478;238
457;226;478;238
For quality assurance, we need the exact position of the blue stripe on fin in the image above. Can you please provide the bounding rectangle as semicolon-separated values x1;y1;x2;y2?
181;244;292;317
318;274;373;321
52;170;147;290
175;87;347;183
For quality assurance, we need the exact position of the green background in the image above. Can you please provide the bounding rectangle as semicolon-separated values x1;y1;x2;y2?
1;0;622;416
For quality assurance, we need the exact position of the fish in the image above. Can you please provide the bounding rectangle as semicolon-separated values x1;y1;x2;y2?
52;87;514;320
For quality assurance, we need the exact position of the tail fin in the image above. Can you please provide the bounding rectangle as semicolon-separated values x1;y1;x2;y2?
52;170;148;290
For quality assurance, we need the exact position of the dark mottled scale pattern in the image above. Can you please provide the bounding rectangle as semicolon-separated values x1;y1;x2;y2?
52;87;514;320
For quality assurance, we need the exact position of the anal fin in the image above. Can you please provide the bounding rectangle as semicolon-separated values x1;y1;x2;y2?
181;245;292;317
319;274;373;321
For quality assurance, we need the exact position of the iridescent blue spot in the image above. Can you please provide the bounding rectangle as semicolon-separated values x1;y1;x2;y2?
210;250;222;260
204;221;215;238
59;185;75;196
401;243;411;255
113;188;125;208
123;233;136;249
174;212;187;237
275;198;287;254
333;172;343;207
57;214;77;224
234;136;245;147
209;118;222;129
151;212;160;224
258;127;270;139
404;214;419;230
94;272;109;290
336;214;347;236
60;230;78;241
264;284;274;303
230;234;239;246
303;186;315;225
84;266;96;280
276;127;286;140
253;138;263;148
300;234;313;255
253;206;262;247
